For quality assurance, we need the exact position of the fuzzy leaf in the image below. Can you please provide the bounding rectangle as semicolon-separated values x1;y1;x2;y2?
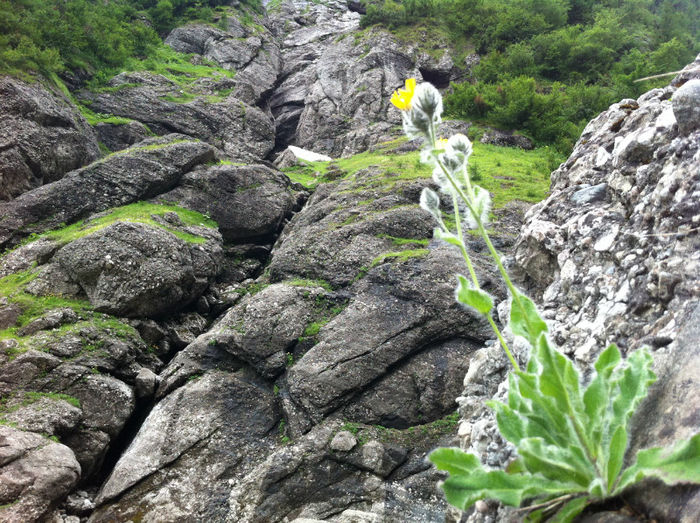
489;400;526;443
429;448;480;476
510;290;548;347
455;274;493;314
532;334;584;416
434;227;462;247
606;424;627;491
583;344;622;453
610;348;656;429
602;347;656;486
518;437;595;487
513;371;574;446
549;496;590;523
440;469;577;511
615;432;700;494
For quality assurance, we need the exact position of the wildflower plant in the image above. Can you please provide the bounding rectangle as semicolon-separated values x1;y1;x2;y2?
390;79;700;522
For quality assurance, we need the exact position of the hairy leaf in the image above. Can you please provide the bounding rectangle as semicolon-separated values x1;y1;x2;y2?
510;289;548;347
583;344;622;455
615;433;700;494
606;424;627;491
434;227;462;247
518;437;595;487
429;448;480;476
441;468;577;510
549;496;590;523
455;274;493;314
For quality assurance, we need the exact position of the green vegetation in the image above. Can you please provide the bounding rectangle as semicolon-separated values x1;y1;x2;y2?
0;0;261;79
362;0;699;152
15;201;218;249
0;269;91;351
370;248;429;267
283;139;562;208
338;412;461;447
298;293;348;342
287;278;334;292
376;234;429;247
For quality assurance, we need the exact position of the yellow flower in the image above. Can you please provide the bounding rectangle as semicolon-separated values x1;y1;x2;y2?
390;78;416;111
437;138;448;148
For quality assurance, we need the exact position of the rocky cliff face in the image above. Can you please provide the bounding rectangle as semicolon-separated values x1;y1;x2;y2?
0;1;698;522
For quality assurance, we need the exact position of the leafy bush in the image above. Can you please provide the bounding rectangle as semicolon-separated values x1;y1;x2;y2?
0;0;262;78
389;79;700;521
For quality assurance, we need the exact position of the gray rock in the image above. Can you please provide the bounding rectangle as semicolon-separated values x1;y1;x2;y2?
174;283;329;379
95;120;150;152
134;367;159;398
269;167;435;287
479;129;533;149
0;134;215;249
166;22;281;102
0;76;99;201
0;427;81;523
159;163;297;242
16;308;78;337
341;338;478;428
79;72;274;161
569;183;607;205
4;397;82;436
286;245;497;423
330;431;357;452
0;300;21;329
92;369;280;522
55;221;222;318
672;78;700;135
459;57;700;521
268;2;459;156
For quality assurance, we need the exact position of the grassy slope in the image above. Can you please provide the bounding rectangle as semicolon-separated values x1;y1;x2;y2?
282;136;563;209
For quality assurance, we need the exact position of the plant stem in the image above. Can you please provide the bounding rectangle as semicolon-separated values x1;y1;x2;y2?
429;129;519;371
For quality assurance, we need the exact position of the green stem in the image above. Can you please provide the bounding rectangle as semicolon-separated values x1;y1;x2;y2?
430;133;519;371
451;192;480;289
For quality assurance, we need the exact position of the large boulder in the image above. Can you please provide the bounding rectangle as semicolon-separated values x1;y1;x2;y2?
0;134;215;249
0;76;99;201
91;368;280;522
0;313;161;481
267;0;460;156
79;72;275;161
286;244;496;427
54;221;223;318
159;163;299;243
0;427;81;522
269;167;435;287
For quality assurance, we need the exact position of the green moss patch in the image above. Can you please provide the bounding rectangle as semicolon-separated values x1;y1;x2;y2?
370;248;429;268
29;201;217;247
338;412;460;447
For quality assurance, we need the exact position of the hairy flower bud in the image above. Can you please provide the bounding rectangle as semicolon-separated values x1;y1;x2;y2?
448;133;472;158
412;83;443;123
402;108;431;139
439;150;465;174
420;187;441;213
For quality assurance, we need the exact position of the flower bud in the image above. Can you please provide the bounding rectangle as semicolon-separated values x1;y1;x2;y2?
402;109;431;139
412;83;443;122
420;187;441;216
448;134;472;158
439;151;465;174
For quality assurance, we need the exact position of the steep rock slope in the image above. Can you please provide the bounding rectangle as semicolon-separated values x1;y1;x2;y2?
455;58;700;522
